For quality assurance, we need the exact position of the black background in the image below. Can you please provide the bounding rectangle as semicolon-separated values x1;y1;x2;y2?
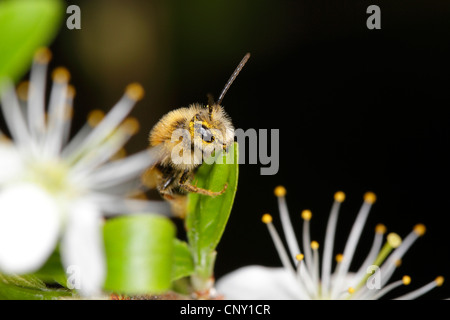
9;0;450;299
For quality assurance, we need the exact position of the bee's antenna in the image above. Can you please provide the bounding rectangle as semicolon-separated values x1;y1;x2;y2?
206;93;215;106
206;93;215;116
216;53;250;105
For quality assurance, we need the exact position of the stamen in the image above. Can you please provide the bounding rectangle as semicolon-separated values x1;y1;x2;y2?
65;84;143;163
436;276;445;287
262;214;272;224
125;83;144;101
334;191;346;203
379;226;426;288
70;121;139;177
61;99;74;148
370;277;410;300
0;132;10;143
0;81;31;148
331;192;377;298
61;122;93;159
301;209;314;276
45;68;70;156
301;209;312;221
350;224;386;290
121;117;140;136
364;191;377;204
295;252;316;299
322;191;345;295
311;241;320;292
87;110;105;127
92;193;172;216
394;276;444;300
375;223;387;234
261;214;296;275
51;67;71;84
86;148;160;189
66;85;76;100
110;148;127;161
274;186;301;265
274;185;287;197
413;224;426;236
17;81;30;101
28;49;50;140
33;47;52;64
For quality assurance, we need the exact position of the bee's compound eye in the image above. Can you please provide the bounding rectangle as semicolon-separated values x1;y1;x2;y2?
199;125;215;142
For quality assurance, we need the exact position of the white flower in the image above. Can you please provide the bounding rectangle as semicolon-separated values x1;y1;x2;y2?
216;186;444;300
0;48;169;296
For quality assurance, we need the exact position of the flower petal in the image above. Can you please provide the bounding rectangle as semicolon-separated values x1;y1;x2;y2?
0;183;60;274
60;200;105;296
216;265;306;300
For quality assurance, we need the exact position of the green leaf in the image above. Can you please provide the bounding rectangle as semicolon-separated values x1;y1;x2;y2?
185;142;239;287
0;273;72;300
172;239;194;281
33;247;68;288
0;0;63;82
103;214;176;295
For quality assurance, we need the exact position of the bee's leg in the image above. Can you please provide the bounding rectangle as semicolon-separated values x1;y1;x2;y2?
182;183;228;196
179;170;228;197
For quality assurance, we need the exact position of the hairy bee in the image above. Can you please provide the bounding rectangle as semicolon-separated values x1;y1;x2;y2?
142;53;250;217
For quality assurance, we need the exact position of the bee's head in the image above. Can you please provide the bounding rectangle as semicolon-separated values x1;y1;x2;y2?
188;104;234;153
187;52;249;154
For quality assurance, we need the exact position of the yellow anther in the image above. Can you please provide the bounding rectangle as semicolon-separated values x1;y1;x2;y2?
64;105;73;121
348;287;355;294
274;185;287;197
364;192;377;204
122;117;140;135
52;67;71;83
413;224;426;237
311;241;319;250
110;148;127;161
335;254;343;263
125;83;144;101
334;191;346;203
0;134;11;143
87;109;105;127
262;214;272;224
387;233;402;248
295;254;304;261
67;85;76;99
375;223;387;234
301;209;312;221
133;191;148;200
435;276;444;287
34;47;52;64
17;81;30;101
402;275;411;285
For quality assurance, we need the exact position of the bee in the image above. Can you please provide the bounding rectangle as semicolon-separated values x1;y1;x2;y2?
142;53;250;217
